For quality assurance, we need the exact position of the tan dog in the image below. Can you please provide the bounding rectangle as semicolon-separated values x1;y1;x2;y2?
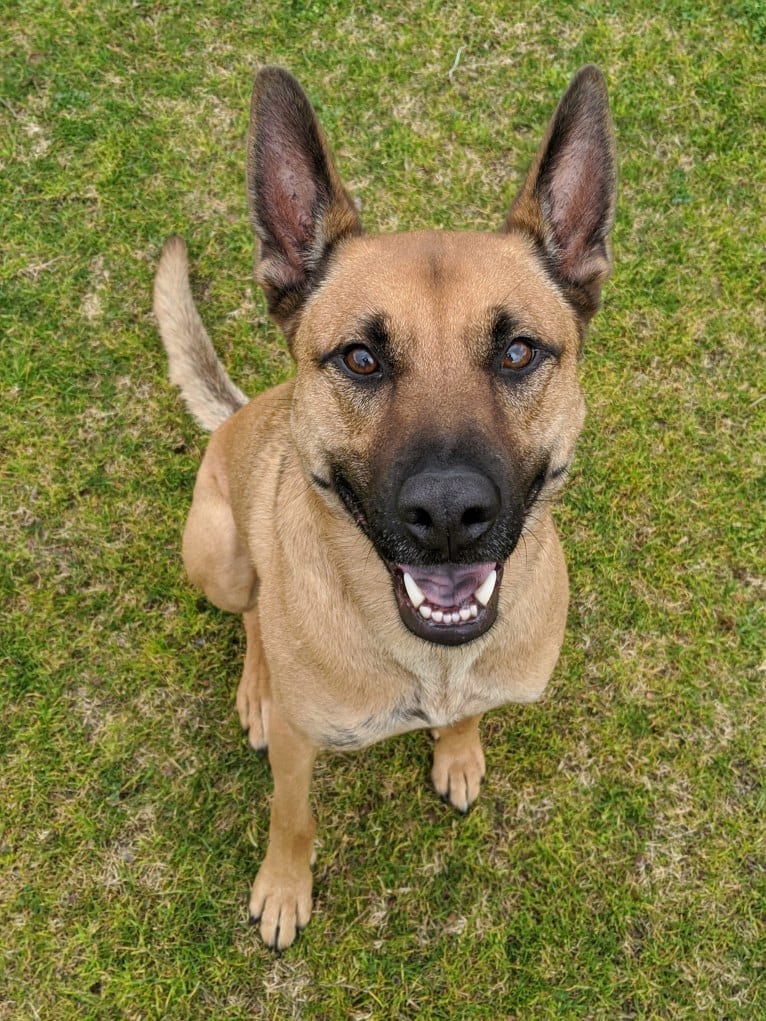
154;65;616;950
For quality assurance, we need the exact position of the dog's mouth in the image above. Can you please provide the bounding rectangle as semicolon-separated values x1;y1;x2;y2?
389;561;502;646
330;468;504;646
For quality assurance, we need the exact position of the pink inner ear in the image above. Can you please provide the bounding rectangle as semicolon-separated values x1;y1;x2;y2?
538;96;615;292
547;136;607;282
260;132;319;270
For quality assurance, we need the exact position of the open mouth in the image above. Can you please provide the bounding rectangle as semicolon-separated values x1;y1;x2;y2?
330;467;504;646
390;561;503;646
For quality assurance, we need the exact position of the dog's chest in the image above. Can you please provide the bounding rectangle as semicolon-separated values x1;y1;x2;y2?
320;656;509;750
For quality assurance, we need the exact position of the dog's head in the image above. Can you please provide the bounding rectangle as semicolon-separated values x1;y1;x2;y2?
246;66;616;646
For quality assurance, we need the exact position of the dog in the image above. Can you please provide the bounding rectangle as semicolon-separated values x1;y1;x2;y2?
153;64;616;950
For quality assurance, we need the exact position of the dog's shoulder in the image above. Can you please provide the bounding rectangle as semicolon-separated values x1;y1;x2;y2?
210;379;295;530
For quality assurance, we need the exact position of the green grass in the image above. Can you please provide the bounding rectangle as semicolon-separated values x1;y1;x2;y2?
1;0;764;1017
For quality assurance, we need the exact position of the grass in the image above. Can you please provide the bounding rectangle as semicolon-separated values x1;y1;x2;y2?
1;0;764;1017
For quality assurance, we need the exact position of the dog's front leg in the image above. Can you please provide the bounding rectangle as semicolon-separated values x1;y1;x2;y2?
249;703;317;951
431;714;485;814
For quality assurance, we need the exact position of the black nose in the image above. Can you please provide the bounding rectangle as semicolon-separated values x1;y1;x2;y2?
397;467;500;557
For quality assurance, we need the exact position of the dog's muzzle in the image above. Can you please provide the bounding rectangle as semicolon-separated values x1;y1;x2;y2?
389;464;503;644
332;459;517;646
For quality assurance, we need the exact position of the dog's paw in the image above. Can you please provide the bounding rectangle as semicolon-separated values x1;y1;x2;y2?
236;673;269;753
431;739;486;814
248;864;313;952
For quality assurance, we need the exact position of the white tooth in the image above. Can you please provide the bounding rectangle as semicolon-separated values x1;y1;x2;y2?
431;609;444;623
459;608;471;622
470;603;478;618
451;612;461;624
403;572;425;608
474;569;497;608
419;604;432;619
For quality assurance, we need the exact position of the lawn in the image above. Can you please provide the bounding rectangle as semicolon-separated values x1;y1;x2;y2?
1;1;764;1018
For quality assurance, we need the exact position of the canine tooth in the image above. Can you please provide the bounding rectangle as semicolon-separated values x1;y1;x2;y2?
474;569;497;607
403;572;425;608
431;609;444;623
419;604;432;619
459;608;471;622
470;603;478;618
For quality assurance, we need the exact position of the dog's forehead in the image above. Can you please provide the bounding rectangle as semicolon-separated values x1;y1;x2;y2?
301;230;578;352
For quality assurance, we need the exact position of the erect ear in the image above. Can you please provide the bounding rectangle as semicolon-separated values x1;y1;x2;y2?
504;66;617;324
246;67;362;342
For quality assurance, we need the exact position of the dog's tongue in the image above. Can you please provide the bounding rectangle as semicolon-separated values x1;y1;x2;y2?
400;563;495;608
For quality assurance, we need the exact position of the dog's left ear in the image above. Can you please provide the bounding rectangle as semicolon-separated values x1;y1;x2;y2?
504;66;617;324
246;67;362;341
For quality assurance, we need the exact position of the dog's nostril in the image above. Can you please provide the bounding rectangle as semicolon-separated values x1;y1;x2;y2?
406;507;433;529
462;505;491;528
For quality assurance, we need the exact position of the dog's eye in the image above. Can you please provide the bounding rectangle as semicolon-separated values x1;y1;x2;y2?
501;340;536;373
342;345;380;376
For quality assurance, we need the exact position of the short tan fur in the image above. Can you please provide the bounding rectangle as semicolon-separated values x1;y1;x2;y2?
154;64;616;950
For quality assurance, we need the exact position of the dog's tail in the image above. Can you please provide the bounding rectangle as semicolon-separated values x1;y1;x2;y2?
153;236;248;432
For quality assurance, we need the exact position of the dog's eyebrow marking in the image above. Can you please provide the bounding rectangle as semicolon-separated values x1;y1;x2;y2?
489;307;562;358
358;312;392;360
490;308;523;345
318;313;396;374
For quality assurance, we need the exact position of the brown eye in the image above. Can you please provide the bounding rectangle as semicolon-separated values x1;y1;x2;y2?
343;345;380;376
502;340;535;372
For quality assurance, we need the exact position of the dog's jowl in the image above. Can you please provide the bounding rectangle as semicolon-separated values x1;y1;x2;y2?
154;65;616;950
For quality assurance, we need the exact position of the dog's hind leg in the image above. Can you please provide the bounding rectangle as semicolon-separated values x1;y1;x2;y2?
431;714;485;814
237;609;271;753
182;434;267;747
182;435;258;615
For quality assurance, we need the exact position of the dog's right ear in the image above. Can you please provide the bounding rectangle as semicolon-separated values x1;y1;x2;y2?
504;66;616;326
246;67;362;341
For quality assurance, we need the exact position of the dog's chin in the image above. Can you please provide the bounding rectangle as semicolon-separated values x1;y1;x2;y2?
388;561;503;646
